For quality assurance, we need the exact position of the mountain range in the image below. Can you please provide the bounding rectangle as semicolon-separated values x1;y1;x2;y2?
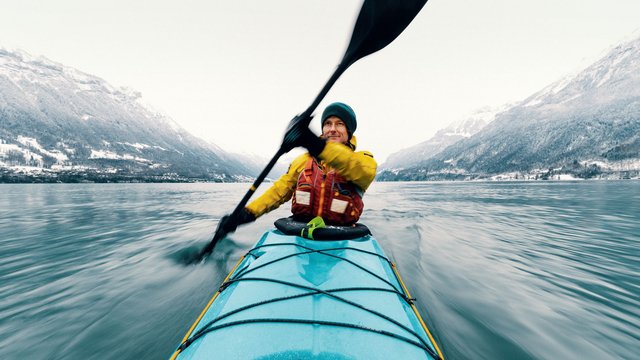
381;105;510;171
3;34;640;184
378;35;640;181
0;48;254;183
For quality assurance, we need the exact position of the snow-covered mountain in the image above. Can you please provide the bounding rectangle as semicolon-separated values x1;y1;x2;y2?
380;105;508;171
379;35;640;181
0;48;253;182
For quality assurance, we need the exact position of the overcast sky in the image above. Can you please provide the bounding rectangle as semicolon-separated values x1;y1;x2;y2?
1;0;639;163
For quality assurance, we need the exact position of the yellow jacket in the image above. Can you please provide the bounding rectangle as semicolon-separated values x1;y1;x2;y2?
246;136;377;218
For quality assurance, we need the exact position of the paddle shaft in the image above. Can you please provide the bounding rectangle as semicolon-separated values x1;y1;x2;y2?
197;64;349;259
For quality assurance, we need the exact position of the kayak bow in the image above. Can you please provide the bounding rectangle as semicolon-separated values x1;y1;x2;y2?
171;220;444;359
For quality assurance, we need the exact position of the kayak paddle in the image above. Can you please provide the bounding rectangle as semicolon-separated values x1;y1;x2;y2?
189;0;428;264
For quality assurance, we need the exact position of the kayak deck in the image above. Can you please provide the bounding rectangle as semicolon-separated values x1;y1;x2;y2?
172;229;443;359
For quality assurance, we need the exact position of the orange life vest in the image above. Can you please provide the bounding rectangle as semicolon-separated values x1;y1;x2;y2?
291;157;364;226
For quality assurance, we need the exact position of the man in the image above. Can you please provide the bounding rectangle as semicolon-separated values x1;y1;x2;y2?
222;102;377;232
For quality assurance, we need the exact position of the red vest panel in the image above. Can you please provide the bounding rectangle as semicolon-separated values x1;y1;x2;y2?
291;157;364;226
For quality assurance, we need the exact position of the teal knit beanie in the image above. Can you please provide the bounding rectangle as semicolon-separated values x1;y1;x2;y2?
321;102;357;137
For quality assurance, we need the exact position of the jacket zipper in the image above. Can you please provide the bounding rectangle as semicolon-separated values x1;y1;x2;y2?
317;174;326;218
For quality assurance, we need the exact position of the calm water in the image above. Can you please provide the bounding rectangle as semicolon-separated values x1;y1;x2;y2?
1;181;638;359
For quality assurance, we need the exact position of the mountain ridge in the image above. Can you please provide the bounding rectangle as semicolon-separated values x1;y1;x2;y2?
378;35;640;181
380;105;510;171
0;47;253;182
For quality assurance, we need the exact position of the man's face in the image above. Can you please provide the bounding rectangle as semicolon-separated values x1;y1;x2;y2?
321;116;349;144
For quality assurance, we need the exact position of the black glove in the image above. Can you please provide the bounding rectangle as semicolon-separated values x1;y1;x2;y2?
281;114;326;157
218;208;256;234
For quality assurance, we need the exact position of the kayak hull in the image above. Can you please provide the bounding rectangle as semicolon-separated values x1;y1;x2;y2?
172;228;443;359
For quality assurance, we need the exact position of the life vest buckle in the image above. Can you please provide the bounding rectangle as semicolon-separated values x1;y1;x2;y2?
300;216;326;240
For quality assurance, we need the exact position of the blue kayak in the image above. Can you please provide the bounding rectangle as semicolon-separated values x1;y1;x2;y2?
171;219;444;359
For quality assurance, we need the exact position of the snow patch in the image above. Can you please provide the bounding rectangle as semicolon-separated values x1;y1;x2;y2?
444;131;471;137
16;135;68;162
524;72;578;107
583;159;640;171
89;149;152;164
16;135;40;149
524;98;543;107
0;143;22;153
552;174;580;181
559;93;583;104
1;142;43;166
123;142;150;150
89;149;120;160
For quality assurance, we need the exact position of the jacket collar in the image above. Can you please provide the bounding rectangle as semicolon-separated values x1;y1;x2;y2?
348;135;357;150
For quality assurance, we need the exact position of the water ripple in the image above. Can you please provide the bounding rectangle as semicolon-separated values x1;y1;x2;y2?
1;182;638;359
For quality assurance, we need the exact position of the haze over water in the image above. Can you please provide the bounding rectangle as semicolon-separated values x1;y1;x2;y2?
1;181;638;359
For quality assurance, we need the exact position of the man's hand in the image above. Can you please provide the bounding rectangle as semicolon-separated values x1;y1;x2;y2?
218;208;256;234
281;113;326;156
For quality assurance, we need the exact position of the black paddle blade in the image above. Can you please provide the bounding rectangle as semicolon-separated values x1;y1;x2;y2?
194;226;227;262
176;233;225;265
172;245;205;265
342;0;428;69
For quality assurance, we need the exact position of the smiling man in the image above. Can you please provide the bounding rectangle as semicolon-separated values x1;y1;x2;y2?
222;102;377;229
